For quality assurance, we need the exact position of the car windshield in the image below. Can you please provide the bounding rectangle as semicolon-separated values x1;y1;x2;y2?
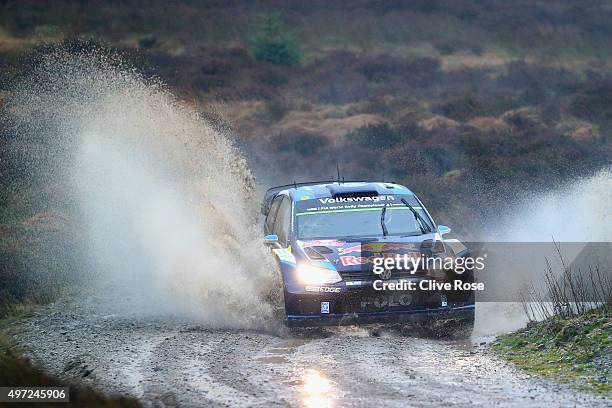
295;195;432;240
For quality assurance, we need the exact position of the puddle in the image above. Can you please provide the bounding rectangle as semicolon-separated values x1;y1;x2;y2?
256;356;289;364
268;338;308;355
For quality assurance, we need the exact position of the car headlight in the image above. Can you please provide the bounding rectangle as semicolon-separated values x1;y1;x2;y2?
296;263;342;285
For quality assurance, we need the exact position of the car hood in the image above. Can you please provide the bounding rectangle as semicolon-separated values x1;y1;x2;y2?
295;234;440;272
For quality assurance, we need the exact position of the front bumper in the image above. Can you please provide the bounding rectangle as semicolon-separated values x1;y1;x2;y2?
286;303;475;327
283;276;475;327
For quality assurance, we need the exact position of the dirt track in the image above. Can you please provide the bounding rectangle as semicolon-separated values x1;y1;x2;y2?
15;290;609;408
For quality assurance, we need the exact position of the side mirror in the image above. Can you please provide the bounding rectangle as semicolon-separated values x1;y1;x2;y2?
437;225;451;235
264;234;279;247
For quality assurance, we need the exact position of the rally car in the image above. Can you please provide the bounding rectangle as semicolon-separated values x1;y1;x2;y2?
262;181;475;336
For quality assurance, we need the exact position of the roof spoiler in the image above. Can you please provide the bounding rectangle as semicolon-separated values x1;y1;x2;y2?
327;184;379;198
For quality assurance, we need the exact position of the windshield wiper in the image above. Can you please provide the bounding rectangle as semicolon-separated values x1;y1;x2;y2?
380;203;389;237
340;237;378;242
401;198;432;234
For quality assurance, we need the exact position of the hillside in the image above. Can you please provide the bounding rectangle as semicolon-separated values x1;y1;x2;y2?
1;0;611;229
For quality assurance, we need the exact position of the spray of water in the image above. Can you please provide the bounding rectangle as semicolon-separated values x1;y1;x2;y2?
474;168;612;335
5;49;277;329
482;167;612;242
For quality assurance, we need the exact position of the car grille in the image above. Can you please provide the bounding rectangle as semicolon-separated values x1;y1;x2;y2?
340;269;424;281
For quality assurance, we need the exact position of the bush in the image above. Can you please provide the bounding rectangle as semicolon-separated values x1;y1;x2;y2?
345;123;403;149
571;85;612;123
438;95;485;122
251;14;300;66
357;55;441;84
275;130;329;155
521;243;612;322
432;38;484;56
262;98;289;122
138;36;157;49
255;66;289;87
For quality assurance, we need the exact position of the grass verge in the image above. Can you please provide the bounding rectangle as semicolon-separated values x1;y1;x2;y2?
491;305;611;396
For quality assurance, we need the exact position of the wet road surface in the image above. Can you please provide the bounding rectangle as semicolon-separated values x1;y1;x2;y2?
14;291;609;407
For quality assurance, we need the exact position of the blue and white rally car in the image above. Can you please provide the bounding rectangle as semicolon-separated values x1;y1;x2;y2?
262;181;475;336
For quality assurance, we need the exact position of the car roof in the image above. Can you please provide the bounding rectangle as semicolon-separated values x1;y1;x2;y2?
283;182;413;201
261;181;415;215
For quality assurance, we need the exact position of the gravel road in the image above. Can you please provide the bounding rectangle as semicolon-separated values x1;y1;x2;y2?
14;289;609;408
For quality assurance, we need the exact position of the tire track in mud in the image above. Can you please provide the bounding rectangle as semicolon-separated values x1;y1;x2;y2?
139;331;261;407
13;294;610;408
120;335;162;396
286;334;539;407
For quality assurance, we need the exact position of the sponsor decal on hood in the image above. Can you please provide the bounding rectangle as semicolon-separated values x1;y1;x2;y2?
337;242;420;255
317;195;395;204
299;239;346;248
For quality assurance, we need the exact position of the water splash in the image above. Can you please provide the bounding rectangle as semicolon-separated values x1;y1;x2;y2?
474;168;612;335
5;48;277;329
481;167;612;242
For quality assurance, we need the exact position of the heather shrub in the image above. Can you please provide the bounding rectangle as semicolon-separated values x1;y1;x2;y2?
345;123;403;149
262;98;289;122
275;130;329;155
571;85;612;123
438;95;485;122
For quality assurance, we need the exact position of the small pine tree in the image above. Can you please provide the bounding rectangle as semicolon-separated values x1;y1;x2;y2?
251;14;300;66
